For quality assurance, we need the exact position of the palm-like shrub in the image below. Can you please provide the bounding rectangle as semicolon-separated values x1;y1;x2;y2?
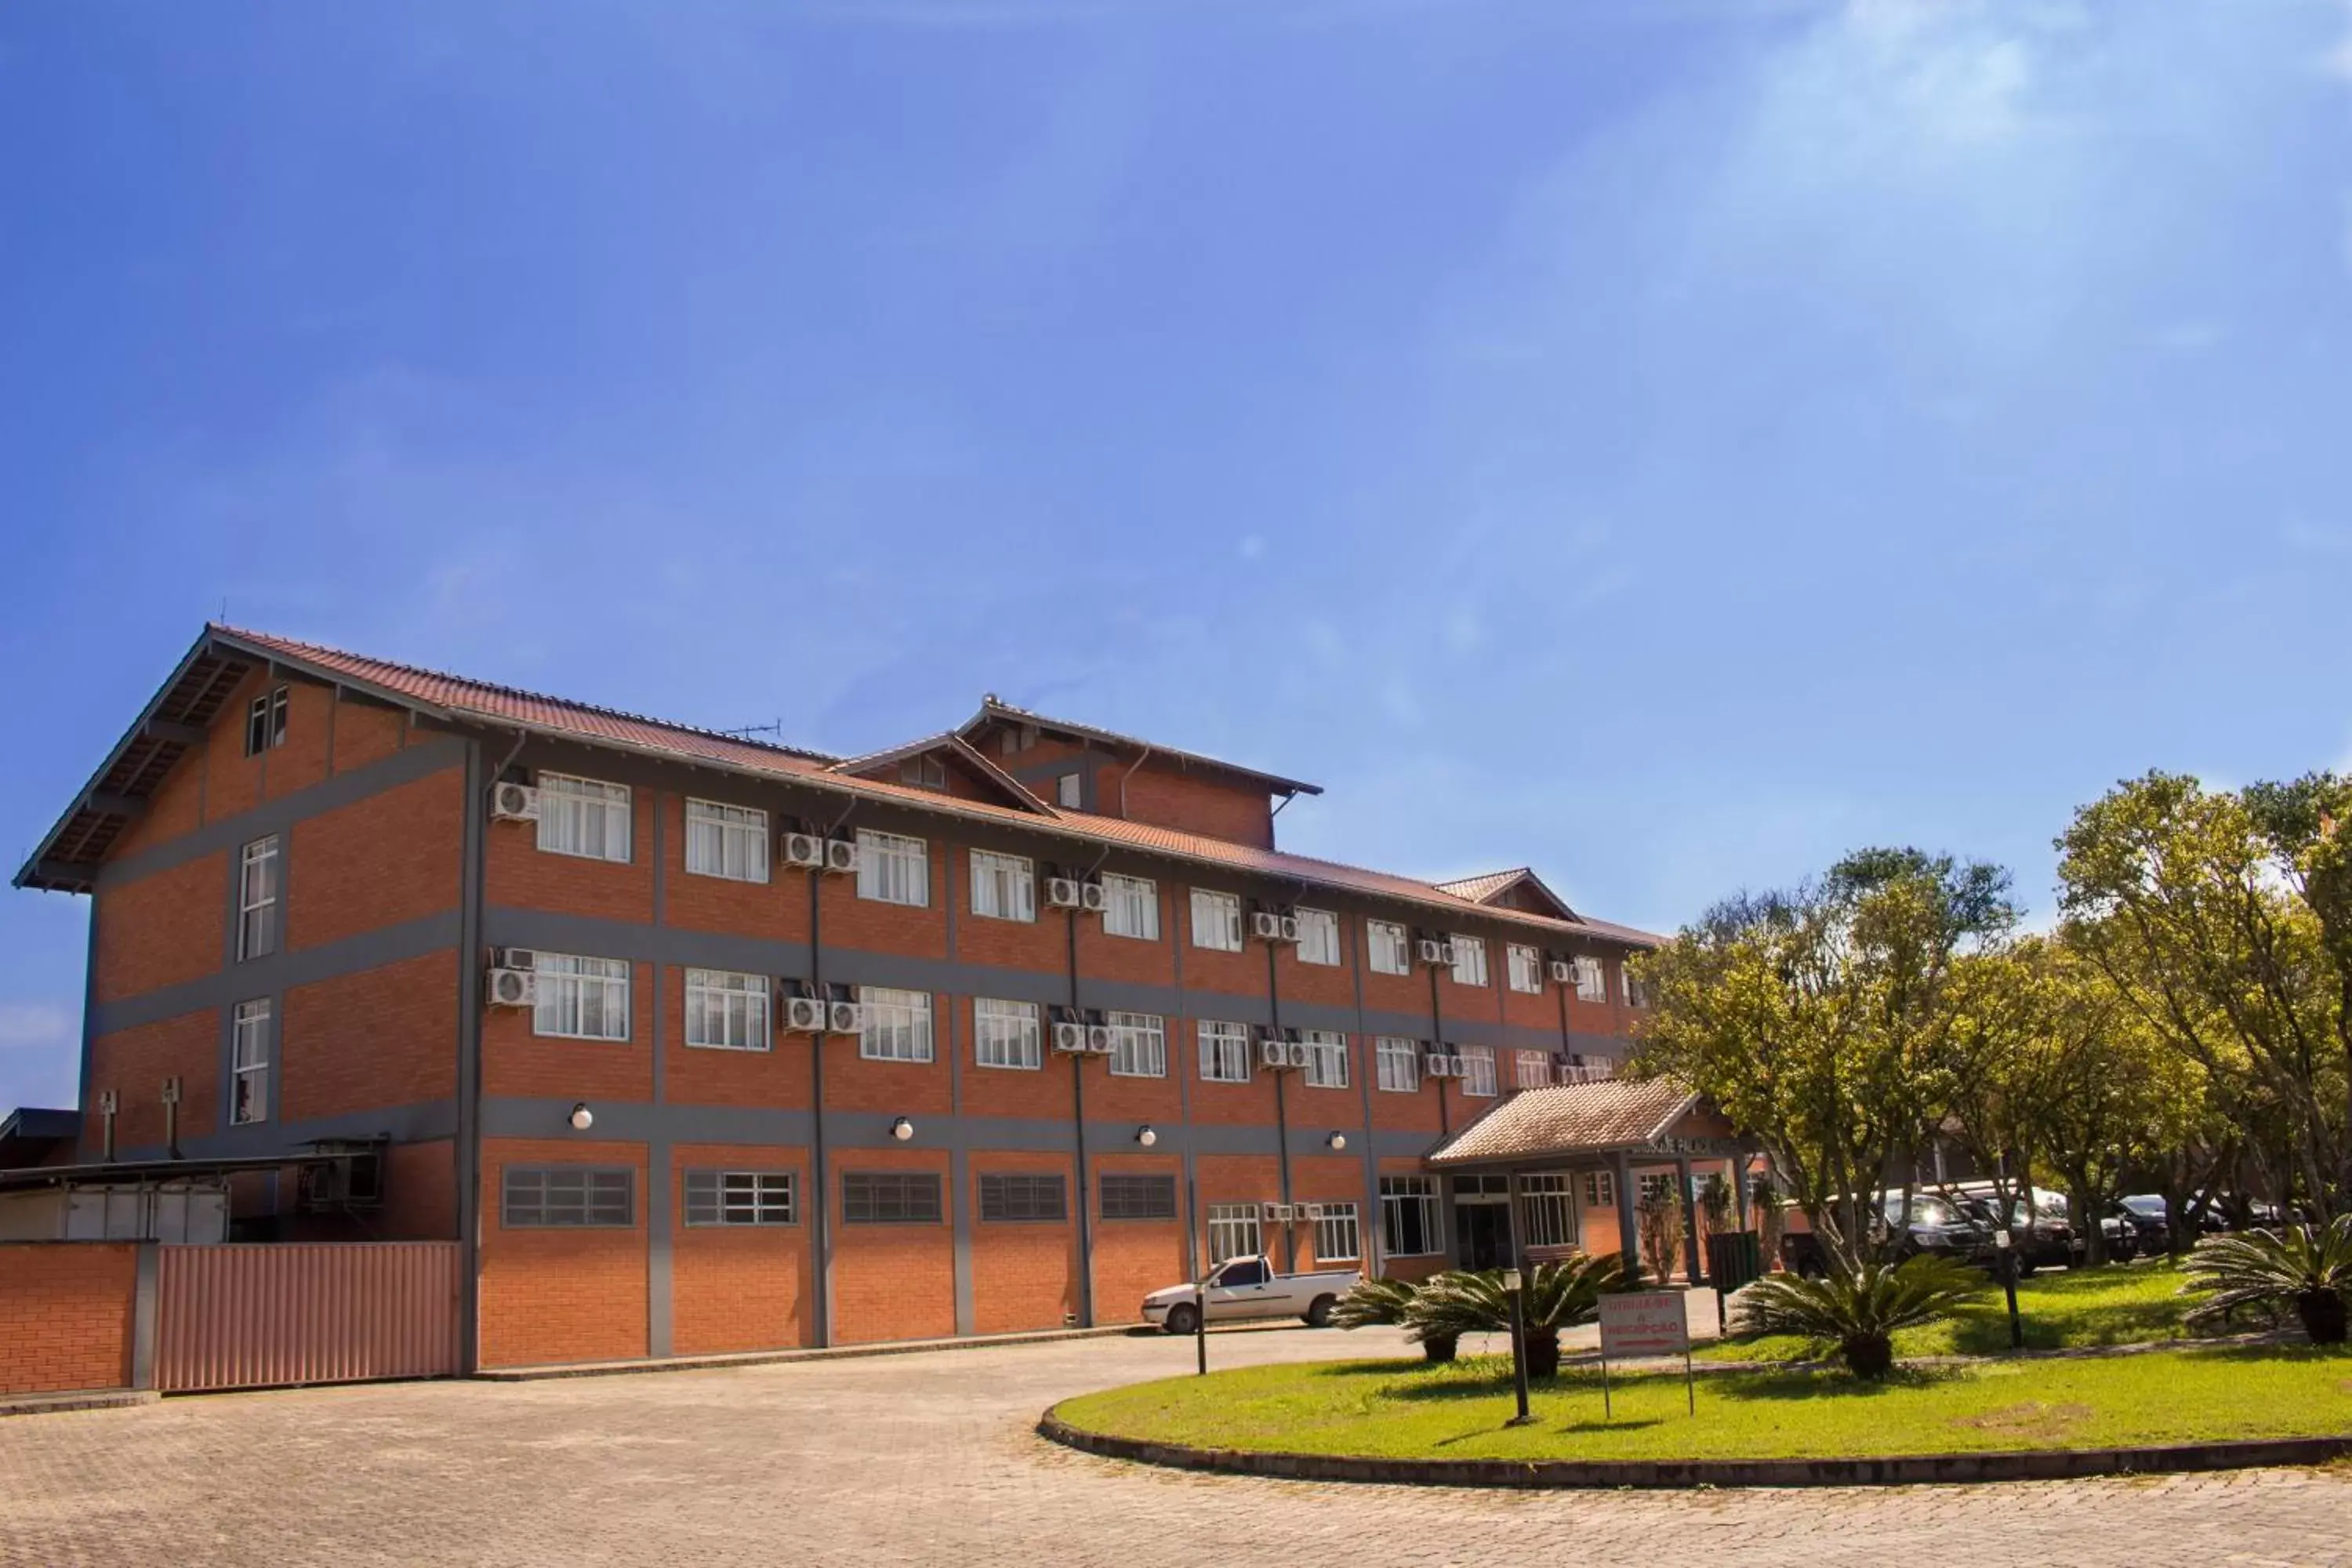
1332;1276;1457;1362
1402;1254;1632;1378
1732;1254;1987;1378
2182;1216;2352;1344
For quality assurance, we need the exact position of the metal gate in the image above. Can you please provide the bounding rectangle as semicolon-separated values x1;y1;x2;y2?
156;1242;463;1392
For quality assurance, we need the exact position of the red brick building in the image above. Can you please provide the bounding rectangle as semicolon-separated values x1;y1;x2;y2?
11;625;1663;1369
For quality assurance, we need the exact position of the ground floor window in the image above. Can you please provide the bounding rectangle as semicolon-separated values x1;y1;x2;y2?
1207;1203;1262;1264
841;1171;942;1224
1312;1202;1360;1263
1582;1170;1617;1210
1518;1174;1577;1250
1379;1176;1440;1257
978;1173;1067;1223
502;1167;633;1228
683;1170;795;1226
1100;1173;1178;1220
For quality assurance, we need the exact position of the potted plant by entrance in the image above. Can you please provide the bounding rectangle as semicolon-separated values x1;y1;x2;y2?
1403;1254;1631;1378
1331;1277;1457;1363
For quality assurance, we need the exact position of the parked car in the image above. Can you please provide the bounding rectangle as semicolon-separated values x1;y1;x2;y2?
1778;1193;1992;1278
1946;1185;2080;1274
2112;1195;2171;1252
1141;1254;1363;1334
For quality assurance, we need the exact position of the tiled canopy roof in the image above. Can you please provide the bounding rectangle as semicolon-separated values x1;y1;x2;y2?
15;626;1666;952
1426;1077;1700;1167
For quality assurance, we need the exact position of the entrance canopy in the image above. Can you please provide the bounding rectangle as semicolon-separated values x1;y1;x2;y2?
1425;1076;1744;1173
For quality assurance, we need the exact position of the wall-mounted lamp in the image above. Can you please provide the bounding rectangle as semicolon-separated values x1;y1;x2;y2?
1135;1125;1158;1148
568;1103;594;1131
1327;1132;1348;1152
891;1116;915;1142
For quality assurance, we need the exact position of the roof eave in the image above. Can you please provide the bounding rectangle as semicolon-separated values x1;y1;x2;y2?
958;700;1324;798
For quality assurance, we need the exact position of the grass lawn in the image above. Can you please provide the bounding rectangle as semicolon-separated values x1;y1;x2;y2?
1052;1345;2352;1463
1693;1260;2212;1363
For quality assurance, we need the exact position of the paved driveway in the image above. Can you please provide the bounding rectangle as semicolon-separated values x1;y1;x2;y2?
2;1326;2347;1568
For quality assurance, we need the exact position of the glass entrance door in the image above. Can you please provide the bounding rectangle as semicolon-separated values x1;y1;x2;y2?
1454;1200;1512;1270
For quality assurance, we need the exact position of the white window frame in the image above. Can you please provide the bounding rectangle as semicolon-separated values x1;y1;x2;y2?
1100;873;1159;940
684;968;771;1052
1380;1176;1441;1257
856;829;929;907
858;986;934;1062
536;773;632;863
898;753;948;790
1312;1201;1360;1264
230;999;270;1126
245;686;288;756
1301;1028;1348;1089
238;836;280;961
1582;1171;1617;1210
1624;964;1649;1008
1106;1010;1166;1078
1366;920;1410;976
969;849;1036;924
1189;889;1243;952
1197;1019;1250;1083
1056;772;1083;808
534;953;632;1041
1450;935;1489;989
1207;1203;1262;1265
1507;943;1542;994
973;996;1042;1071
1374;1036;1420;1094
1294;908;1341;967
1573;955;1607;1003
684;799;769;884
1515;1049;1552;1091
1519;1174;1577;1250
1457;1044;1498;1097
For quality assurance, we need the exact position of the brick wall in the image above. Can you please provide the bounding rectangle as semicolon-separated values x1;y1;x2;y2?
481;963;655;1102
93;851;226;1004
85;1010;217;1156
1116;764;1274;848
1087;1150;1188;1324
281;951;459;1119
966;1149;1077;1334
828;1145;953;1345
477;1138;649;1368
378;1138;459;1240
0;1243;139;1396
670;1142;812;1355
289;768;463;948
484;786;655;922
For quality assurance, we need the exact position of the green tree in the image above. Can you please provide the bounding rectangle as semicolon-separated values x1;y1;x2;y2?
1635;848;2016;1266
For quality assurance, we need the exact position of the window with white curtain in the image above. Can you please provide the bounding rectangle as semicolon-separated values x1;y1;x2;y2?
1519;1174;1577;1249
1312;1202;1360;1263
856;829;929;906
1366;920;1410;976
1101;873;1159;940
969;849;1036;923
858;986;934;1062
1198;1019;1250;1083
1107;1011;1166;1077
1449;935;1490;989
1301;1029;1348;1089
1190;889;1243;952
1515;1049;1552;1090
534;954;631;1041
973;997;1042;1070
1294;908;1341;966
537;773;632;862
230;1000;270;1125
1207;1203;1262;1264
685;968;771;1051
1374;1036;1420;1093
238;836;279;961
1573;956;1607;1003
684;799;768;883
1507;944;1542;993
1457;1044;1498;1097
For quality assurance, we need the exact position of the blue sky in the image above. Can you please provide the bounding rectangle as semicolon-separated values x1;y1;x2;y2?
2;0;2348;1114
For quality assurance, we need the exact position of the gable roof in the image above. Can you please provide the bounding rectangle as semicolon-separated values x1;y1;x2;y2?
1432;866;1579;920
958;694;1323;798
13;626;1664;950
824;733;1050;814
1425;1077;1702;1168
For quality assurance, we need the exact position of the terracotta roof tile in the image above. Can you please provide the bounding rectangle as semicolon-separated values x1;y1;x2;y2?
1427;1077;1698;1167
1435;869;1529;903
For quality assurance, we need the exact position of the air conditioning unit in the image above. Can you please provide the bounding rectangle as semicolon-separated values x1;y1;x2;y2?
1278;914;1300;943
823;837;860;875
1258;1037;1294;1072
1300;1203;1327;1221
1416;937;1454;967
826;1000;864;1035
1045;877;1083;909
487;967;536;1007
1250;909;1287;942
1447;1054;1471;1078
492;947;537;972
298;1152;383;1213
781;832;827;869
1083;1024;1115;1054
1260;1202;1295;1223
1286;1041;1313;1069
1051;1020;1089;1054
489;781;539;822
1548;958;1575;985
782;994;827;1034
1079;880;1109;913
1423;1052;1455;1078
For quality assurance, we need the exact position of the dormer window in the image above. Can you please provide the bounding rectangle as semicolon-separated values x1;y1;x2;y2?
899;754;948;790
245;686;289;756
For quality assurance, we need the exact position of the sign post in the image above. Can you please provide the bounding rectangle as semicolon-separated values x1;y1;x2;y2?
1598;1289;1695;1419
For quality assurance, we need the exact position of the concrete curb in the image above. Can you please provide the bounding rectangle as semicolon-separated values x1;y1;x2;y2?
1035;1412;2352;1490
0;1389;159;1419
480;1323;1147;1381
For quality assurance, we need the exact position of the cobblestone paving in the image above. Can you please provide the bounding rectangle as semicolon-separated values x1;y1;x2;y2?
2;1326;2347;1567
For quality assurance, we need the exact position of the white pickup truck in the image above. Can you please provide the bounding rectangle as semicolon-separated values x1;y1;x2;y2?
1140;1254;1363;1334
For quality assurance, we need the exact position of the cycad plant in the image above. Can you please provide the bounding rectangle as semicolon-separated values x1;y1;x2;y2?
1732;1254;1987;1378
2182;1216;2352;1344
1329;1276;1460;1362
1402;1254;1631;1378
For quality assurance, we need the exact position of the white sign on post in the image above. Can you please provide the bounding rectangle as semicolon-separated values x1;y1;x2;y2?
1595;1290;1695;1417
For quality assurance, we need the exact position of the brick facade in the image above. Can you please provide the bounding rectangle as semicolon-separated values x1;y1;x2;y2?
0;1243;138;1396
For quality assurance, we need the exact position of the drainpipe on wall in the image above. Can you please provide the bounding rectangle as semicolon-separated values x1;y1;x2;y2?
1114;743;1154;821
1065;902;1096;1327
1427;964;1449;1138
808;803;855;1352
1265;942;1294;1272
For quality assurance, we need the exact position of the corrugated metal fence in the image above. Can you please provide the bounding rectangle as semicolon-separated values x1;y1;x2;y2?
155;1242;462;1392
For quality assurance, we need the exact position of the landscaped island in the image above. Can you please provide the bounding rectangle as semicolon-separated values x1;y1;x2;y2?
1051;1346;2352;1464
